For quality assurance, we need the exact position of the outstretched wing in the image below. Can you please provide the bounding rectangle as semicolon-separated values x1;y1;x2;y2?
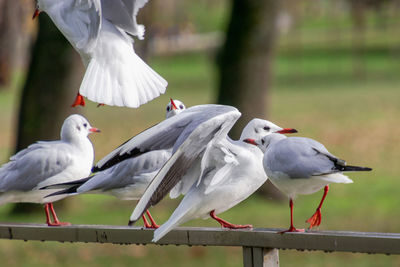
129;107;241;224
93;105;238;172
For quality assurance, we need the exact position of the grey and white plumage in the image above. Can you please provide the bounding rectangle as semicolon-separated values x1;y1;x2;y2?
35;0;167;108
255;133;372;232
0;114;99;225
128;116;296;242
257;133;371;199
45;99;186;202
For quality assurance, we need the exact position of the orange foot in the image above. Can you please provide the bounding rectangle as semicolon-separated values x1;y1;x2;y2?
97;103;105;107
71;93;85;107
279;226;305;234
306;208;322;229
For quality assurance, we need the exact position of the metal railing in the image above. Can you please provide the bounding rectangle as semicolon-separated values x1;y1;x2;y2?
0;223;399;266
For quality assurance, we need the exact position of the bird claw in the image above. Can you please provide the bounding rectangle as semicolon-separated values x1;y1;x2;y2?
279;226;304;234
220;222;253;229
306;208;322;229
71;93;85;107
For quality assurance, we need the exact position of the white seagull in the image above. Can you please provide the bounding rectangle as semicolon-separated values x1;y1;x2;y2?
128;115;297;242
34;0;167;108
45;99;186;228
255;133;372;233
0;114;100;226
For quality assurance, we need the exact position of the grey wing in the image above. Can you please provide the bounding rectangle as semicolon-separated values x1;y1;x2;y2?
0;142;73;192
267;137;341;178
94;105;238;172
79;149;170;192
66;0;101;53
101;0;148;38
129;107;241;223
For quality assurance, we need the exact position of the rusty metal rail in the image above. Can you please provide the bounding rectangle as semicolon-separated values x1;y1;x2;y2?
0;223;399;266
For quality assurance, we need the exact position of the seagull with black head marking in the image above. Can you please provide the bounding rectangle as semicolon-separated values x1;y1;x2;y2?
0;114;99;226
44;99;186;228
255;133;372;233
33;0;167;108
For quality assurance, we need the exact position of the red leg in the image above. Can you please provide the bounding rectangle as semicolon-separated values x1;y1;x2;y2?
210;210;252;229
44;203;52;226
97;103;105;107
306;185;329;229
145;210;159;229
142;214;151;228
279;198;304;234
47;203;71;226
71;92;85;107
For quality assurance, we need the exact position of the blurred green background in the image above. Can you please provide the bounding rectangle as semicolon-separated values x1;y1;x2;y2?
0;0;400;266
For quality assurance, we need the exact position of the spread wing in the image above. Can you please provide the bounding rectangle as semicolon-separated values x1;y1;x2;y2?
78;149;170;192
0;142;73;192
93;105;238;172
129;107;241;224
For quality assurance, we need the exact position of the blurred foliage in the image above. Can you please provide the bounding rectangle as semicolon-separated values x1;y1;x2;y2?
0;0;399;266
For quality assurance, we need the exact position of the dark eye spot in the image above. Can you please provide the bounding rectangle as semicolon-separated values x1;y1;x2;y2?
262;139;265;145
76;126;81;131
179;105;184;109
83;123;87;128
264;126;270;131
166;106;170;112
254;128;259;134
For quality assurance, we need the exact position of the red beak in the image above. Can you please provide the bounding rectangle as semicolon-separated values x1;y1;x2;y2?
170;98;178;110
243;138;258;146
89;127;101;133
276;128;297;134
32;8;40;20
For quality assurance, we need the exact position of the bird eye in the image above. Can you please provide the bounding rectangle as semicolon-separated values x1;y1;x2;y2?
179;105;184;109
83;123;87;128
166;106;170;112
263;126;270;131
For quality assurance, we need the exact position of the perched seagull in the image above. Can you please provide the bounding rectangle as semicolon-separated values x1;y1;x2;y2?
127;115;297;242
0;114;99;226
255;133;372;233
33;0;167;108
45;99;186;228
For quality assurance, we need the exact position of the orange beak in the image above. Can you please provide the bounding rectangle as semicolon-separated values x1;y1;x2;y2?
170;98;178;110
243;138;258;146
32;8;40;20
276;128;297;134
89;127;101;133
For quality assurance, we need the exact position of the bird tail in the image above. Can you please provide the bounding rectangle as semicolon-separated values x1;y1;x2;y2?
342;165;372;172
80;52;167;108
153;197;196;242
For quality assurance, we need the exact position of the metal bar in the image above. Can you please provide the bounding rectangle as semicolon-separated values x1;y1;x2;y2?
0;224;399;255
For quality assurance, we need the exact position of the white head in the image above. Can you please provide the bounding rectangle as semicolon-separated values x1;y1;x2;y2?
60;114;100;142
255;133;287;153
240;119;296;141
166;99;186;119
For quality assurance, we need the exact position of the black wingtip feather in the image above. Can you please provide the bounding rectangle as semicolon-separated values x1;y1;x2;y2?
342;165;372;172
45;185;80;198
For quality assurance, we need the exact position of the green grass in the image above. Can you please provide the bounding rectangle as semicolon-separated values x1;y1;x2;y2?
1;26;400;267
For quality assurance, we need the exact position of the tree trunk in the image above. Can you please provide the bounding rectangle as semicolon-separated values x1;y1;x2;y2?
216;0;284;200
12;14;84;214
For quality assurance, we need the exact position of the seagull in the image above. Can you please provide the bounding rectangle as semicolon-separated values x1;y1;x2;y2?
255;133;372;233
44;99;186;228
33;0;167;108
0;114;99;226
127;114;297;241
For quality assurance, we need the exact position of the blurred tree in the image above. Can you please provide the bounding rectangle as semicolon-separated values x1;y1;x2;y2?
12;14;83;213
216;0;284;200
0;0;32;88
